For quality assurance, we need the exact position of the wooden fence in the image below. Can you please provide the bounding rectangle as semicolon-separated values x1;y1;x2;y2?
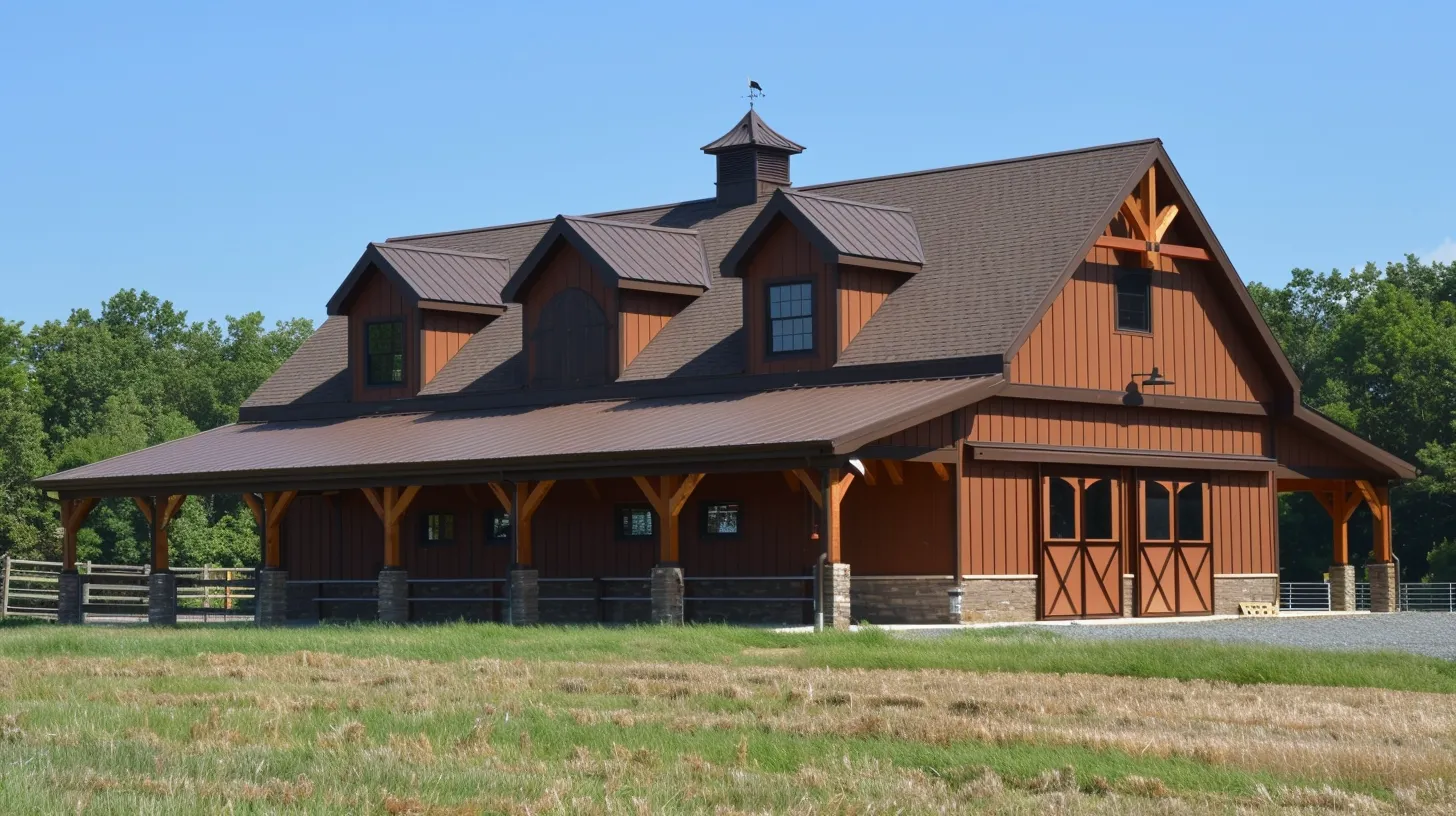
0;556;255;622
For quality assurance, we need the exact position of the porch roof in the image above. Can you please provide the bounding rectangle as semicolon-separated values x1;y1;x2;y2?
37;376;1001;496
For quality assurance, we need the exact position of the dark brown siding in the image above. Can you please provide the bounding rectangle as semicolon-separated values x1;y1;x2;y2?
841;462;955;575
1009;247;1273;403
348;268;416;401
744;217;836;374
522;243;619;386
619;290;687;368
1276;421;1373;473
681;473;818;577
964;461;1036;575
968;398;1269;456
1211;471;1275;574
837;264;899;351
421;311;489;387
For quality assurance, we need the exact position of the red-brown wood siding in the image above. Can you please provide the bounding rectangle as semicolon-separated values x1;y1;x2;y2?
1275;421;1373;473
347;269;416;401
619;290;687;368
968;398;1269;456
744;218;836;374
873;410;962;449
680;473;819;577
421;311;489;386
1210;471;1275;574
837;264;899;351
522;242;619;384
964;461;1036;575
1009;248;1272;402
841;462;955;575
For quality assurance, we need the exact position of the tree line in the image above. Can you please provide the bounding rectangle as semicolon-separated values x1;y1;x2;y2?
2;259;1455;581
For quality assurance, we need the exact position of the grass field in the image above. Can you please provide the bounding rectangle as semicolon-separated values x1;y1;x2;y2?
0;621;1452;814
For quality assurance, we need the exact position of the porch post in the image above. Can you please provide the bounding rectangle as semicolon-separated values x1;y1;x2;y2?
1360;482;1398;613
952;454;970;624
244;492;294;626
57;498;97;625
506;480;553;625
363;486;420;624
635;474;704;625
1325;484;1359;612
136;495;184;625
819;467;854;630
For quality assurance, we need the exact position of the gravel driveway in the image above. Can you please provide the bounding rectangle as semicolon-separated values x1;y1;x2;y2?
1032;613;1456;660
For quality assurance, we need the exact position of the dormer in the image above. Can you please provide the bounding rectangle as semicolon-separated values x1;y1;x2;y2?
327;242;509;401
721;189;923;374
503;216;710;389
702;109;805;207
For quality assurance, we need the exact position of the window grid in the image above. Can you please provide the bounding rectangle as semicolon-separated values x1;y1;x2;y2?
616;505;656;539
423;513;455;546
1116;274;1151;333
486;510;511;543
366;321;406;386
701;501;741;537
768;282;814;353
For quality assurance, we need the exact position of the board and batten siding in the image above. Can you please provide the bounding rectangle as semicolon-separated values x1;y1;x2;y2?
967;398;1269;457
1009;247;1273;403
421;311;489;387
963;460;1036;575
521;242;619;385
619;290;687;368
841;462;955;575
1211;471;1276;575
1275;421;1375;476
347;269;416;401
837;264;900;351
743;218;836;374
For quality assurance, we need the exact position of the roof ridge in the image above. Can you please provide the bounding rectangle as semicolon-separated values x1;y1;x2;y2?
781;189;913;213
370;242;508;261
562;214;702;236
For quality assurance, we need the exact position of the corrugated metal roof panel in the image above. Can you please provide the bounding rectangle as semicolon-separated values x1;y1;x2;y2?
39;378;993;489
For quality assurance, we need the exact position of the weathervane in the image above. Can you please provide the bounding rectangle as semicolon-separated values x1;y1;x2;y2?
746;78;764;108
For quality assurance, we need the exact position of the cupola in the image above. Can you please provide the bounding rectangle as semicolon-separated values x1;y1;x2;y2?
701;109;805;207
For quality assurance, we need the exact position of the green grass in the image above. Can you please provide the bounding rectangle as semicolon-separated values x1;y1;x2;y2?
1;618;1452;693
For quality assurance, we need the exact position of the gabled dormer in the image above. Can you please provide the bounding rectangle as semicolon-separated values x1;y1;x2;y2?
327;242;510;401
721;189;923;374
503;216;710;389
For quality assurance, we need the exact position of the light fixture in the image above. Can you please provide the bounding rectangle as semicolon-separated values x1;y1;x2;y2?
1133;367;1174;388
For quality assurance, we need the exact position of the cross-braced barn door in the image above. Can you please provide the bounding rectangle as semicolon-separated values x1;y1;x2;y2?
1038;474;1123;619
1136;479;1212;616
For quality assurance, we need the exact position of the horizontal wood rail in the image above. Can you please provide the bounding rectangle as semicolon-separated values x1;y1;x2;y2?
1093;235;1210;261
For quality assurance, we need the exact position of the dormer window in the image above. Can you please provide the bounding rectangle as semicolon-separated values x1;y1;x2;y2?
768;281;814;354
366;321;406;386
1116;271;1151;333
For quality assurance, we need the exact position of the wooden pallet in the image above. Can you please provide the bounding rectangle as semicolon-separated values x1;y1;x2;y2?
1237;602;1278;617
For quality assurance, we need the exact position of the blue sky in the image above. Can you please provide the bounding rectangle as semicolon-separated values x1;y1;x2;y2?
2;1;1452;331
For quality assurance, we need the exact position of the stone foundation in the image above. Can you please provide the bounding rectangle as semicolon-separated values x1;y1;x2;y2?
148;572;177;625
1328;565;1356;612
1367;562;1398;613
509;569;539;625
650;566;684;625
683;577;813;626
821;563;852;630
255;569;288;626
57;571;84;625
1122;575;1134;617
959;577;1037;622
850;576;958;624
1212;575;1278;616
377;568;409;623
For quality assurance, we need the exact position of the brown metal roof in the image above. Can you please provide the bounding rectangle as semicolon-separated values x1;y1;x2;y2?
501;216;711;302
40;377;1000;493
700;109;804;154
326;243;511;315
722;189;924;275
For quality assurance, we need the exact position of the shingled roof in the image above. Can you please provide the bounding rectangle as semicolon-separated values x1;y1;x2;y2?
501;215;711;302
246;138;1159;407
327;242;511;315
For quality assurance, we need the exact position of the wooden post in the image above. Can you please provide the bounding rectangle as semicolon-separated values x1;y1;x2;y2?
1374;486;1392;563
60;497;98;572
819;468;855;564
247;491;296;570
135;495;185;572
202;565;212;610
954;455;970;580
632;474;705;565
360;486;421;569
1;554;10;619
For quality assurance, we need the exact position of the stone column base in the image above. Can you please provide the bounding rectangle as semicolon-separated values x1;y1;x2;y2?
650;566;684;624
509;569;539;625
58;571;84;625
148;572;177;625
959;577;1037;622
1329;564;1356;612
1367;562;1398;613
1122;575;1135;618
255;569;288;626
377;568;409;624
822;563;852;630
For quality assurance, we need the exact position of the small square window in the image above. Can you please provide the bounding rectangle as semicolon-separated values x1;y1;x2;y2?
616;505;656;539
1116;273;1151;333
366;321;406;385
767;281;814;353
701;501;741;537
422;513;455;547
486;509;511;543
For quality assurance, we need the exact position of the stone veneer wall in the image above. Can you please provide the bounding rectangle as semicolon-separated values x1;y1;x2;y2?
822;564;852;629
1366;563;1398;613
960;577;1037;622
1328;565;1357;612
850;577;959;624
1121;575;1134;617
1212;575;1278;616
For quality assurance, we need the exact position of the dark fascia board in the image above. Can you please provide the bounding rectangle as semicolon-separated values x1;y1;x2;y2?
969;441;1276;472
998;383;1268;416
1290;405;1417;480
500;216;708;304
1001;144;1303;408
831;376;1004;454
719;189;923;277
419;301;506;317
44;440;843;499
238;354;1006;423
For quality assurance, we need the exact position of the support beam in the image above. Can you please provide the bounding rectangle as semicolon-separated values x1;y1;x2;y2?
781;470;800;492
633;474;705;564
791;469;822;505
859;460;878;487
60;498;98;572
486;482;512;513
930;461;950;481
259;491;297;570
510;480;554;567
819;468;855;564
880;459;904;486
954;455;970;583
137;495;185;572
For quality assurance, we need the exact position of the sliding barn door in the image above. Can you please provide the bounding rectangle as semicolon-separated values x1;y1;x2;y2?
1039;474;1123;619
1136;478;1213;616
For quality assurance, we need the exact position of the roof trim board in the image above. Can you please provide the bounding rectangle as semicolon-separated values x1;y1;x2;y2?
1289;405;1417;480
501;215;711;303
719;188;925;277
326;242;511;315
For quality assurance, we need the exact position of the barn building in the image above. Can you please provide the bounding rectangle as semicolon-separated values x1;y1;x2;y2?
37;111;1415;627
